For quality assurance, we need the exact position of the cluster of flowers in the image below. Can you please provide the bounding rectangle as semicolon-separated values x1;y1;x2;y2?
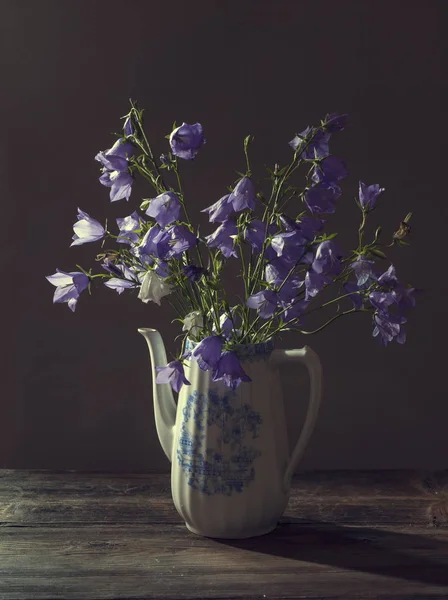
47;102;416;391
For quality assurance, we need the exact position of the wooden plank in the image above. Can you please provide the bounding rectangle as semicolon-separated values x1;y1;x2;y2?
0;524;448;599
0;470;447;527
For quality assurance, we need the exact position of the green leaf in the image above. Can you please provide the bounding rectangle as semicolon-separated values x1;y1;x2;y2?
369;247;387;259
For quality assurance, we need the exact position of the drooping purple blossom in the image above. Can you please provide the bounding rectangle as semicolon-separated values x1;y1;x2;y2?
372;312;407;346
312;240;342;275
280;297;309;321
343;281;364;310
104;278;137;295
201;194;235;223
289;127;331;159
305;182;342;214
312;156;349;184
116;211;142;245
305;270;331;300
368;291;395;312
183;264;206;282
156;360;191;393
359;181;385;211
244;219;276;252
246;290;278;319
270;230;308;263
192;335;224;371
145;191;182;227
46;269;89;312
166;225;198;257
102;259;140;294
229;177;256;211
95;138;134;202
169;122;205;160
70;208;105;247
350;255;376;286
377;264;398;287
205;219;238;258
212;351;251;390
279;214;325;242
137;225;171;260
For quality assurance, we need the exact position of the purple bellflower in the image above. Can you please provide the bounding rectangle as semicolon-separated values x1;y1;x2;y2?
201;194;235;223
244;219;276;252
205;219;238;258
289;127;331;159
350;255;376;286
169;123;205;160
156;360;190;393
343;281;364;310
246;289;278;319
359;181;385;211
96;138;134;202
312;241;342;275
212;351;251;390
305;182;342;214
312;156;349;184
71;208;105;246
183;264;206;282
116;211;142;245
46;269;89;312
229;177;256;211
192;335;224;371
145;191;181;227
166;225;198;257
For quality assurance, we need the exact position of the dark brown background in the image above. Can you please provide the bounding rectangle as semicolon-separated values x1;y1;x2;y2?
0;0;446;471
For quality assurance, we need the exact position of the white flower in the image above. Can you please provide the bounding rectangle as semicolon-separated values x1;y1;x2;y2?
137;271;173;306
182;311;204;337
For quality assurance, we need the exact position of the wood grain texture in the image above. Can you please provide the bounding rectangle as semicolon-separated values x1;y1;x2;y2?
0;470;448;599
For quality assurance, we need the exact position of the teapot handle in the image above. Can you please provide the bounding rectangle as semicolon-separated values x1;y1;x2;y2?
270;347;323;490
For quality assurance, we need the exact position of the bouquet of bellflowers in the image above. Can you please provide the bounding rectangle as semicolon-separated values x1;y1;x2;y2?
47;101;416;392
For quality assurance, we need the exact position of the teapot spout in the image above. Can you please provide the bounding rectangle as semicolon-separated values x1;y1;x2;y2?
138;328;176;463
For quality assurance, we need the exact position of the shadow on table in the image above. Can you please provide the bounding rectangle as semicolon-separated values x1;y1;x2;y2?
216;521;448;588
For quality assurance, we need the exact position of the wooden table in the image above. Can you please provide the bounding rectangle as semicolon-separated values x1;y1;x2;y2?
1;470;448;599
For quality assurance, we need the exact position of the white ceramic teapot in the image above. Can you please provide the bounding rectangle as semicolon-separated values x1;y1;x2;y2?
139;328;323;539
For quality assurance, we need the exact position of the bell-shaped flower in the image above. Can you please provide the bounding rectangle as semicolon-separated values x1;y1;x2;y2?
96;138;134;202
359;181;385;210
312;156;349;185
350;255;375;287
71;208;105;247
182;311;204;338
212;351;251;390
246;289;278;319
156;360;190;393
244;219;276;252
46;269;89;312
305;270;331;300
192;335;224;371
137;270;173;305
343;281;364;310
182;264;206;282
137;225;171;260
205;219;238;258
145;191;181;227
169;122;205;160
166;225;198;257
99;169;134;202
201;194;235;223
305;182;341;214
103;261;139;295
377;264;398;287
270;230;308;263
280;297;309;321
289;126;331;159
229;177;256;211
368;291;395;313
116;211;142;245
312;240;342;276
372;311;407;346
